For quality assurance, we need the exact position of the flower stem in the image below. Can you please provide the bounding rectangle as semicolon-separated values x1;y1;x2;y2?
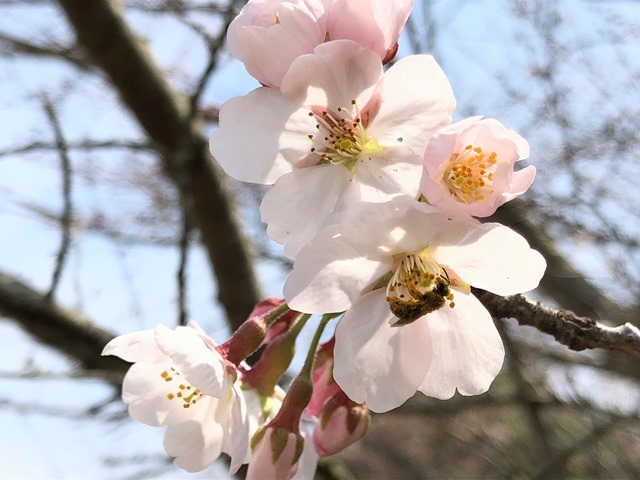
270;313;339;430
264;301;292;328
300;313;339;378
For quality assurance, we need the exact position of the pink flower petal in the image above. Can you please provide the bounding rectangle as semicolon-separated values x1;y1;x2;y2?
229;1;326;87
328;0;412;58
281;40;382;109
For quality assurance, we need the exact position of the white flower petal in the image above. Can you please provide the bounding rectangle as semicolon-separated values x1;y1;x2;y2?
224;383;250;475
122;361;197;426
154;325;230;397
433;222;546;295
209;87;314;184
284;227;391;313
334;289;432;412
163;397;225;473
368;55;455;155
340;197;444;257
350;147;422;202
419;293;504;399
102;330;164;363
260;164;351;257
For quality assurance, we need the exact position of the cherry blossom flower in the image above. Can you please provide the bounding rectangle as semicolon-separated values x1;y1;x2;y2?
102;323;249;473
284;197;546;412
227;0;413;87
210;40;455;256
420;116;535;220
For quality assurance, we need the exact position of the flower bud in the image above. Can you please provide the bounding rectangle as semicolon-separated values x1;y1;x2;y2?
219;298;293;365
313;390;370;457
247;425;304;480
307;337;340;417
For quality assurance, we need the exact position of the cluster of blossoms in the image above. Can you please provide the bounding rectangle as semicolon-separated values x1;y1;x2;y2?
104;1;546;478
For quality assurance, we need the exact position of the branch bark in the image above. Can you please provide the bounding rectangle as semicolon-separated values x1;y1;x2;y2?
55;0;260;330
0;272;127;376
488;200;629;321
475;288;640;357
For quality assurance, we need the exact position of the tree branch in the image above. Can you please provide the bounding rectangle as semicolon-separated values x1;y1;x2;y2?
0;32;91;70
41;96;73;300
55;0;260;330
0;272;127;377
475;289;640;357
488;200;630;321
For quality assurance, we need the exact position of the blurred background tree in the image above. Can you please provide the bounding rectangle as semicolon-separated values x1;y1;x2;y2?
1;0;639;478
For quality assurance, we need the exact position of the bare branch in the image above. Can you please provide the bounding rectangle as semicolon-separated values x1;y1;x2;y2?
488;200;632;321
0;271;127;377
177;214;190;326
475;289;640;357
0;31;91;70
0;139;150;158
41;96;73;300
55;0;260;330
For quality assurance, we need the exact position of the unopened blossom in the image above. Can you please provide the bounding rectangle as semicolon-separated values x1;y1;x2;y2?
247;427;302;480
247;363;319;479
247;297;299;342
306;337;340;417
210;40;455;256
227;0;413;87
313;390;370;457
420;116;535;220
102;323;249;473
284;197;546;412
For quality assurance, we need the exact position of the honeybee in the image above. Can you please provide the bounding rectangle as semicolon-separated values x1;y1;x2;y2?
387;270;451;327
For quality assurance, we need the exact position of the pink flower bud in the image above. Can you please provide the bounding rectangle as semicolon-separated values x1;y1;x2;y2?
307;337;340;417
247;426;304;480
312;390;370;457
420;116;536;220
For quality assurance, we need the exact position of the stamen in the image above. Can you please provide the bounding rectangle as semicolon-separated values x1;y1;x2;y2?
307;100;379;167
444;145;498;204
159;367;204;409
386;251;456;326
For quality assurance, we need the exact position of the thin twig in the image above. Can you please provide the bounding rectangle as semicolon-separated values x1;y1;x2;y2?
0;32;91;70
177;213;190;326
188;1;237;117
42;96;73;300
0;139;149;158
474;289;640;357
